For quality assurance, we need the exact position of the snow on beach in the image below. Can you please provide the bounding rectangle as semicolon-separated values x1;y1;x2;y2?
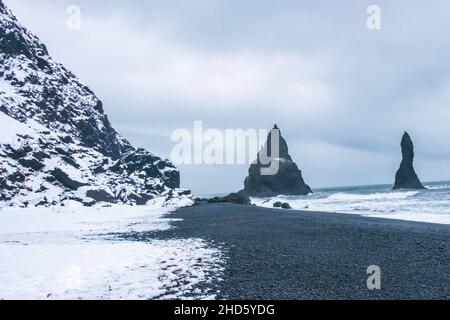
0;200;224;300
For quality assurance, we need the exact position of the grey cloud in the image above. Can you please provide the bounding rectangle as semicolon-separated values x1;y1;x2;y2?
5;0;450;193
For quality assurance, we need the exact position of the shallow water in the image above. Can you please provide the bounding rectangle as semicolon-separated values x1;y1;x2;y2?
252;181;450;225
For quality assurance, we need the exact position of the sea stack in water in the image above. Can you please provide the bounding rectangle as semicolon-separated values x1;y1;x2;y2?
243;125;312;197
393;132;425;190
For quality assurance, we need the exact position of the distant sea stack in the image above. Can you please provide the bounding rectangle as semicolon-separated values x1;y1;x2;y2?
243;125;312;197
393;132;425;190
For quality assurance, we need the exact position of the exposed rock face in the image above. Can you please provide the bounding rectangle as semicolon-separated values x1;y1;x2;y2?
0;2;189;207
273;202;292;210
206;191;251;206
393;132;425;190
243;125;312;197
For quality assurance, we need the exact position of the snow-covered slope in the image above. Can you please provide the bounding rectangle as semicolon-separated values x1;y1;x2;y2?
0;1;188;207
0;203;223;299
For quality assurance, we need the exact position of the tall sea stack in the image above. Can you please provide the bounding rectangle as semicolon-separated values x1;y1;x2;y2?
393;132;425;190
243;125;312;197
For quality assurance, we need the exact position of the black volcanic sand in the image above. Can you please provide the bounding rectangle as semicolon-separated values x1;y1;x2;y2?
123;203;450;299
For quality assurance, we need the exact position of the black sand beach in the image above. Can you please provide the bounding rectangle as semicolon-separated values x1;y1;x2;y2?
129;203;450;300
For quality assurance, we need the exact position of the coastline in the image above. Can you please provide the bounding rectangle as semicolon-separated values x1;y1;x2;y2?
140;203;450;300
249;180;450;225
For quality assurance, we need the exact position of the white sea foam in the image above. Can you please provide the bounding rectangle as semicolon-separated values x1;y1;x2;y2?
252;181;450;225
327;191;419;201
425;183;450;190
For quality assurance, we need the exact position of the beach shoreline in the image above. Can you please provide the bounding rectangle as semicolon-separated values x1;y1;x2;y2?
139;203;450;300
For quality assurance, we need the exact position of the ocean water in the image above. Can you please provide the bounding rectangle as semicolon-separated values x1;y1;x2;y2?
252;181;450;225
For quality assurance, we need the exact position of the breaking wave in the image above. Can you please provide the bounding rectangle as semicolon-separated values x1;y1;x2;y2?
327;191;419;201
252;181;450;225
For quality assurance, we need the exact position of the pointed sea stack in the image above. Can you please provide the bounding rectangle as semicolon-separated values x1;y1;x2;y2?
243;125;312;197
393;132;425;190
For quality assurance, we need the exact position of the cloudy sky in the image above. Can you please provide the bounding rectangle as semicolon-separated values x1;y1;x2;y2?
5;0;450;194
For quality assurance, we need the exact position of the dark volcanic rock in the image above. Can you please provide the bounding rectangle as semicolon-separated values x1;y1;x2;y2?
128;193;154;206
273;202;292;210
393;132;425;190
243;125;312;197
207;191;251;206
123;148;180;190
18;158;45;171
50;168;88;190
281;203;292;210
273;202;283;208
86;189;116;204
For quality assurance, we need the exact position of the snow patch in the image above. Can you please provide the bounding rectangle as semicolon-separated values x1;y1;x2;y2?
0;204;223;300
0;112;35;145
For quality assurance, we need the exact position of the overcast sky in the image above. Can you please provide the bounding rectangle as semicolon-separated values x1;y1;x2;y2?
5;0;450;194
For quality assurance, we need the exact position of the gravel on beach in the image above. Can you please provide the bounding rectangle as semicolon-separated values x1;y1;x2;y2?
125;203;450;300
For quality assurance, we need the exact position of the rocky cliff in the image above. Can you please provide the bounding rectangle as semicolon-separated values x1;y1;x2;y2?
0;1;189;207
